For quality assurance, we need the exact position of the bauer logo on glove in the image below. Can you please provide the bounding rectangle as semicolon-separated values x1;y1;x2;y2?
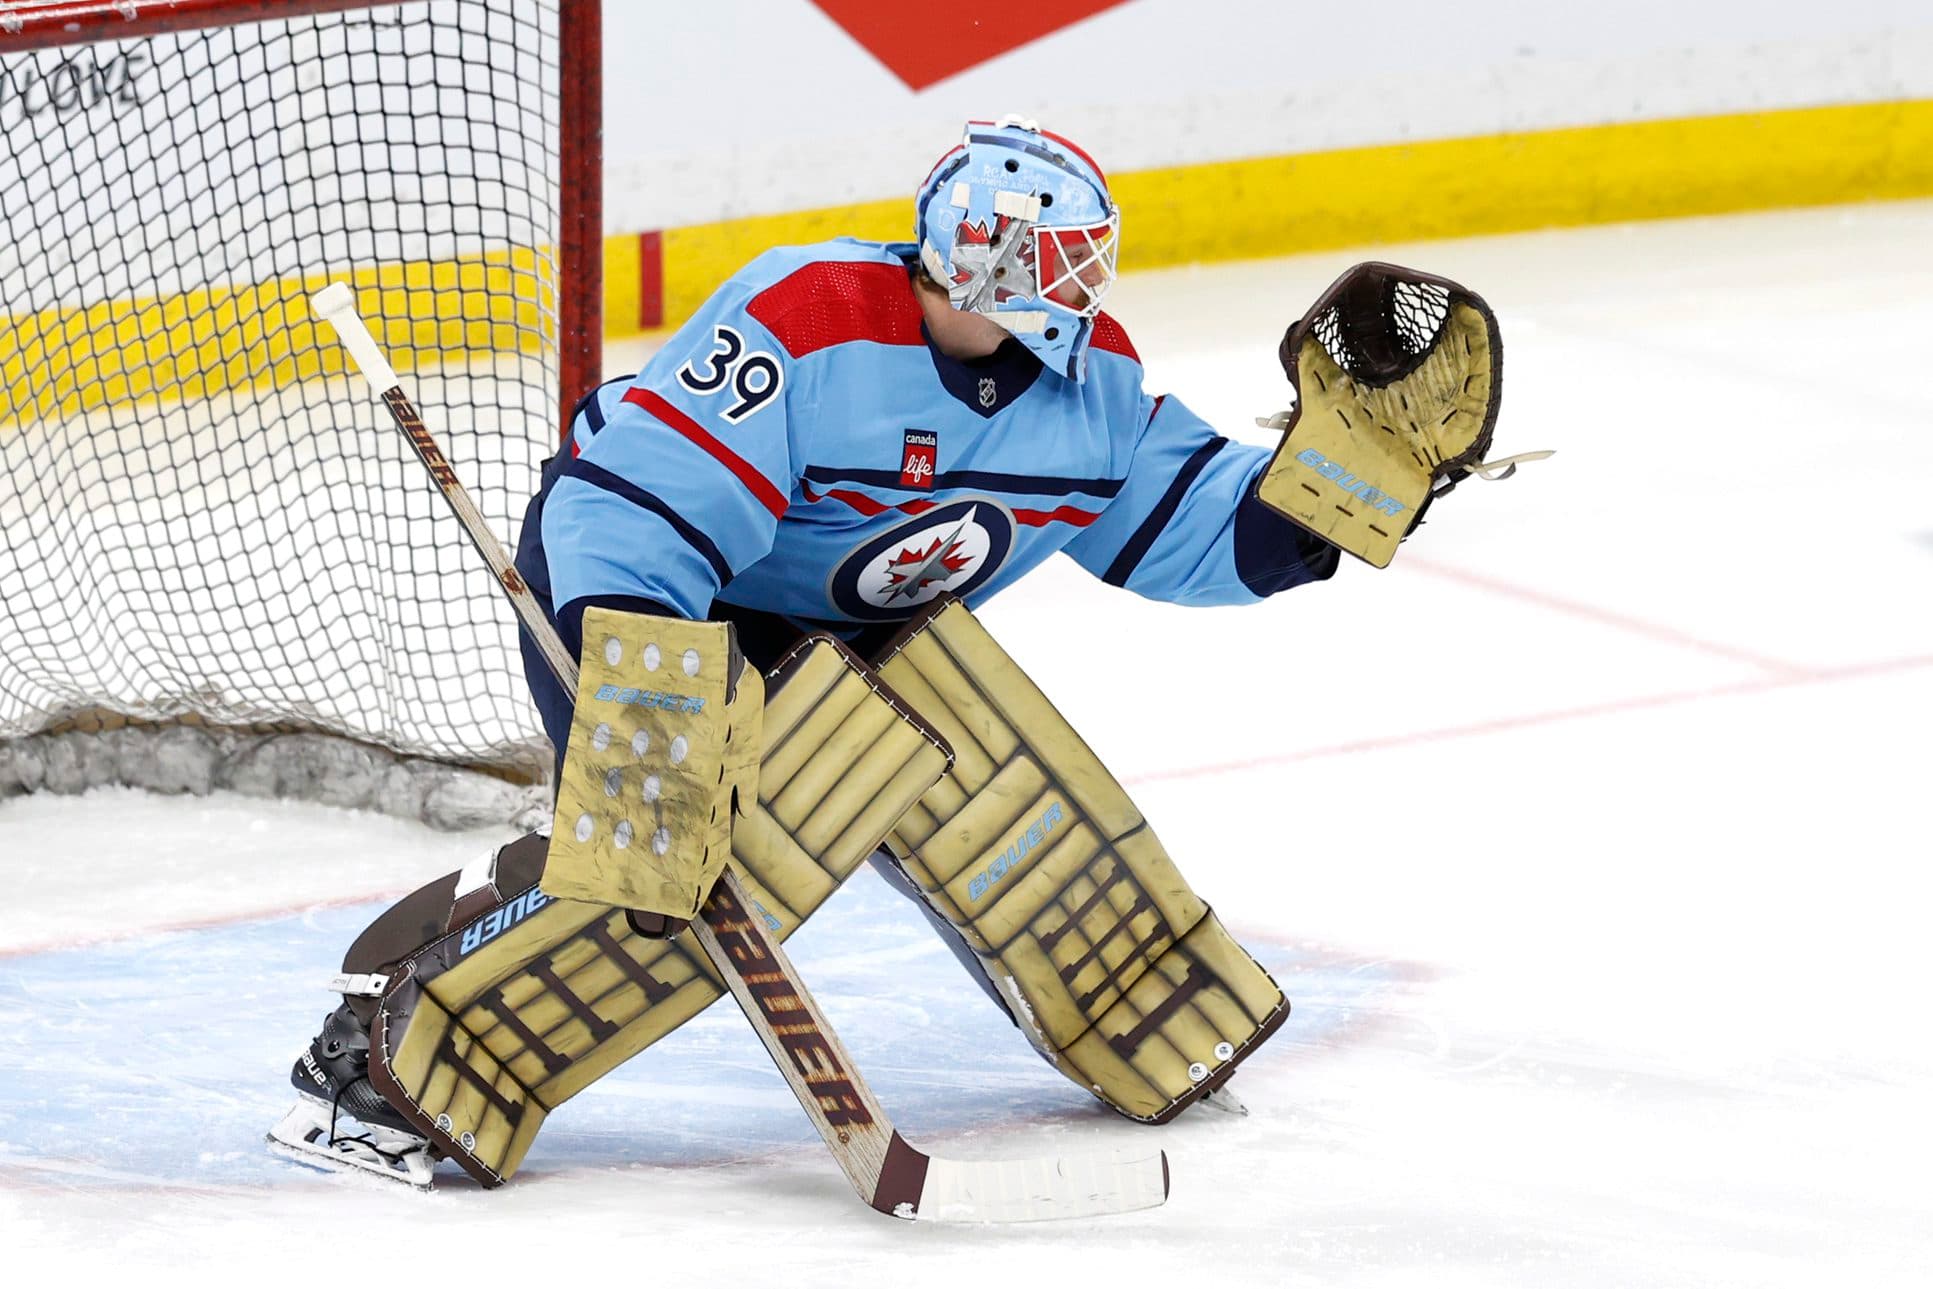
1255;261;1548;568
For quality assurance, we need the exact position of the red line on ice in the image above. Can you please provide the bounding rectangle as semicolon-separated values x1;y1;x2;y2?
0;887;418;961
1122;652;1933;787
1401;553;1815;677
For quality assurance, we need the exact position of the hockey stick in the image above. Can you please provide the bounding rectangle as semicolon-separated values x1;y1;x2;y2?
307;282;1169;1222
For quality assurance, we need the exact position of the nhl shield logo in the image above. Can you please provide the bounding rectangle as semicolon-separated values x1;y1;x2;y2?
827;498;1016;622
900;429;938;489
977;376;997;408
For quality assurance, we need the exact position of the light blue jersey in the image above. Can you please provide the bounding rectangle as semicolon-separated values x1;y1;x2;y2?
532;239;1336;648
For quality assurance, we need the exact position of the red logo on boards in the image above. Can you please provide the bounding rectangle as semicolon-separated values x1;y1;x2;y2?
900;430;938;490
809;0;1132;92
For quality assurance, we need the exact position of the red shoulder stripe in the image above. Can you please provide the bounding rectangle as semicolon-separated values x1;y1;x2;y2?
804;483;1095;528
622;387;788;519
1090;312;1139;363
747;261;926;358
801;483;940;521
1013;505;1100;528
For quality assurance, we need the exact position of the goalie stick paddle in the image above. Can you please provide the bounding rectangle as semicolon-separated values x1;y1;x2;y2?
306;282;1170;1223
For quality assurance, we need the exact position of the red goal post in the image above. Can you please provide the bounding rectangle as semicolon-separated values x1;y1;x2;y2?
0;0;604;825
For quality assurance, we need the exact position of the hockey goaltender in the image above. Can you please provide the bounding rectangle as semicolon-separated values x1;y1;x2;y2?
272;115;1539;1216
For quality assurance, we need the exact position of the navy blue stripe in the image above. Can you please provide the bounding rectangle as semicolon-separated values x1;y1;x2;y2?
567;373;631;439
555;594;679;661
1233;489;1341;596
800;465;1124;498
1101;437;1229;587
784;611;881;632
562;457;734;587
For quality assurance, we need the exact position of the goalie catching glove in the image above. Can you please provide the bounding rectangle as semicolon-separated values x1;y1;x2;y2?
1255;261;1549;568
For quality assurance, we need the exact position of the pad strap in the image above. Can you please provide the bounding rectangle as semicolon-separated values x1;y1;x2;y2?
327;972;390;998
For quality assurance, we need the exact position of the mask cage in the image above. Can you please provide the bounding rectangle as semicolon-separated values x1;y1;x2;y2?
1031;214;1120;319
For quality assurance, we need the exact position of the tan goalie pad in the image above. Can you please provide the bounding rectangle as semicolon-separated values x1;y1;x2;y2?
367;637;952;1186
545;608;764;919
1256;262;1504;568
872;597;1288;1123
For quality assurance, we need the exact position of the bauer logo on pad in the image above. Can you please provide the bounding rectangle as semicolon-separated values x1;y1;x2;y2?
900;429;938;489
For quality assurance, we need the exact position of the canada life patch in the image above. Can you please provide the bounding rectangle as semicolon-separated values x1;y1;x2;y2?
827;498;1015;622
900;429;938;490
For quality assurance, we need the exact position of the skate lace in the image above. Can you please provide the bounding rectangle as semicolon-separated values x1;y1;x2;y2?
325;1073;418;1167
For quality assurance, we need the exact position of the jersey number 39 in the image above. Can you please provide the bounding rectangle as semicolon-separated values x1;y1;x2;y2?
677;325;783;423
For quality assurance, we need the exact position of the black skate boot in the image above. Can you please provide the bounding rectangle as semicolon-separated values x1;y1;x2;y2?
267;1002;437;1187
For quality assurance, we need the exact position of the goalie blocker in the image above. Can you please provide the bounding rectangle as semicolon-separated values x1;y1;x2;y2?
543;607;763;923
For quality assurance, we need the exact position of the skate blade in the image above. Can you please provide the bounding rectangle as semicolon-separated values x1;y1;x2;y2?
266;1097;437;1189
1199;1083;1250;1116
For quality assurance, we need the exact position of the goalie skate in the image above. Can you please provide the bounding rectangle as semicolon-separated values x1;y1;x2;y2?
267;1000;438;1187
266;1093;437;1189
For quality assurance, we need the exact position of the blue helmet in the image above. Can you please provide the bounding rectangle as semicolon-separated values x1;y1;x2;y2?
915;116;1121;381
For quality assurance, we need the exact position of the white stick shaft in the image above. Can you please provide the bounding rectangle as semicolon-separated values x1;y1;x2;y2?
307;283;579;689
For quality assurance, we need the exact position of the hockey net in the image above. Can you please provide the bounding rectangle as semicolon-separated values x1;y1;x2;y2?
0;0;601;826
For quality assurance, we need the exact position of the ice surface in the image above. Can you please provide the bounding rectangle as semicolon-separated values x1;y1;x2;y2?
3;202;1930;1285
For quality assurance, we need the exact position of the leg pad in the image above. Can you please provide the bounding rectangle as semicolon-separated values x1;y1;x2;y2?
873;597;1288;1123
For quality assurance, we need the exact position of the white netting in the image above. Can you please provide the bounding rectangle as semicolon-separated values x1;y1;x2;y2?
0;2;580;818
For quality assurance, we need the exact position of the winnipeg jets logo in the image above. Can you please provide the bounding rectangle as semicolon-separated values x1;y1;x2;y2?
882;511;978;603
827;499;1016;622
978;377;997;408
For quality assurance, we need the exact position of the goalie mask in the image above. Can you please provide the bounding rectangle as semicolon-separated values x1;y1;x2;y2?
915;116;1121;382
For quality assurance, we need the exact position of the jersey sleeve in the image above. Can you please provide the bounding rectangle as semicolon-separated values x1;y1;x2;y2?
540;270;802;624
1064;391;1340;605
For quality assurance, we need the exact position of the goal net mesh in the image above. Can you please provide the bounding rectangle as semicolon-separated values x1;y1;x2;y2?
0;0;576;785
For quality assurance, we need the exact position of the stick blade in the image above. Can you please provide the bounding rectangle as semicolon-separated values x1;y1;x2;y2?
908;1147;1170;1223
